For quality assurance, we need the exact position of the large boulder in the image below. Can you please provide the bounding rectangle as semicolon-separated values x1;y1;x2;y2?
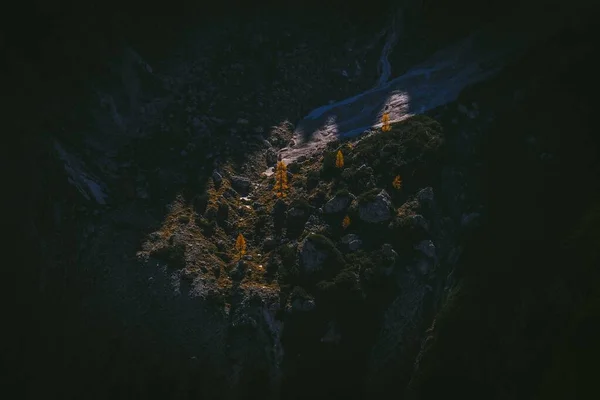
358;189;393;223
231;175;252;194
212;170;223;186
416;187;435;209
323;191;355;214
299;234;345;275
299;238;328;274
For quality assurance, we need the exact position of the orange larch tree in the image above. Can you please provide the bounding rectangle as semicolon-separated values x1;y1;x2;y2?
382;113;391;132
235;233;247;260
273;161;289;198
392;175;402;190
342;215;351;229
335;150;344;168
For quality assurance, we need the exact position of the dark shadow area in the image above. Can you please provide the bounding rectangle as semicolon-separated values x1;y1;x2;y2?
407;18;599;400
7;0;597;399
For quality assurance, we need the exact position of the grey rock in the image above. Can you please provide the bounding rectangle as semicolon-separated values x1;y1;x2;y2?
416;187;435;208
229;261;247;281
323;193;354;214
148;232;161;242
231;175;252;194
223;187;238;200
415;240;436;260
212;170;223;186
263;237;278;251
358;190;392;223
287;207;306;218
204;207;217;221
341;234;362;252
303;214;328;235
273;199;287;215
299;238;327;274
239;196;253;204
265;148;278;166
291;297;316;313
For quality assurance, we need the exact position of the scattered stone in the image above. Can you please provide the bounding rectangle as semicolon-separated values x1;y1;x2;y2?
212;170;223;186
303;214;328;235
239;196;253;204
148;232;161;242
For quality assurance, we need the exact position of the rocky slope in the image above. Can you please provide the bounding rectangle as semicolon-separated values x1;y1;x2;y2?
8;1;599;399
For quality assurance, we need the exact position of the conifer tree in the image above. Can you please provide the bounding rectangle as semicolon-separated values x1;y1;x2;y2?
392;175;402;190
235;233;247;260
335;150;344;168
382;113;391;132
342;215;351;229
273;161;289;198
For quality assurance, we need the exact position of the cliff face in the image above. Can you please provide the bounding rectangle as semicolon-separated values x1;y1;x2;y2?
8;1;598;399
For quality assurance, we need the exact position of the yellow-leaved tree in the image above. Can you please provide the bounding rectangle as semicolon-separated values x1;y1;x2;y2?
235;233;247;260
342;215;351;229
273;161;289;198
392;175;402;190
336;150;344;168
382;113;391;132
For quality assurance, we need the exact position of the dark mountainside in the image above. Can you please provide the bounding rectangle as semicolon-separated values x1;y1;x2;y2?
6;1;599;399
